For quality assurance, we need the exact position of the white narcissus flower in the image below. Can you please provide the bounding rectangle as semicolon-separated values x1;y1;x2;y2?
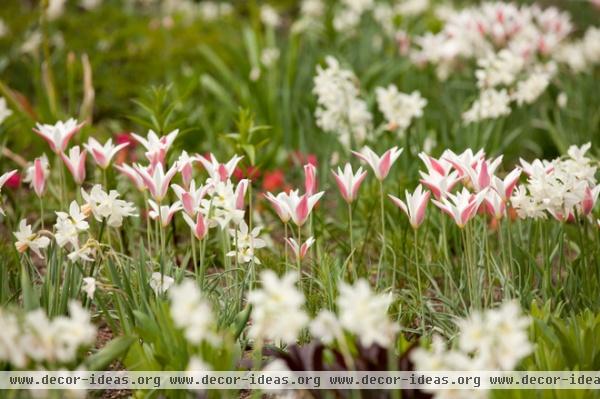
331;163;367;203
247;270;309;344
196;153;243;183
200;180;245;229
131;129;178;166
134;162;179;202
388;184;430;229
60;146;87;185
82;277;96;300
148;200;182;227
33;118;84;154
81;185;138;228
149;272;174;295
67;244;96;263
14;219;50;259
84;137;129;169
352;146;403;181
337;279;399;348
227;220;267;264
54;201;89;249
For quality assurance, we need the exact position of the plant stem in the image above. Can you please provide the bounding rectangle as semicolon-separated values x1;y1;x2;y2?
377;180;386;286
348;202;355;281
414;228;425;336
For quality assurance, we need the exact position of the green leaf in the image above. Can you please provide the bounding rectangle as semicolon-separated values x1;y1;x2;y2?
86;336;137;371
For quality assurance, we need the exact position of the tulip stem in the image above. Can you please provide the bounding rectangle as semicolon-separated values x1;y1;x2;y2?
39;197;44;230
191;230;198;278
347;202;355;281
199;234;208;290
297;224;302;285
414;228;425;336
377;180;386;287
284;222;288;273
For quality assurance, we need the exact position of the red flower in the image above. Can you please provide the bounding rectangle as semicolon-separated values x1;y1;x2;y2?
262;170;285;192
5;172;21;189
290;151;317;167
233;165;261;181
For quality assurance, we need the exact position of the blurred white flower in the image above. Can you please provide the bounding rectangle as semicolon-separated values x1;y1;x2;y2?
376;85;427;132
247;271;308;344
260;47;280;68
337;279;399;347
512;72;551;106
47;0;67;20
260;5;281;28
0;97;12;125
310;310;342;344
169;280;219;345
475;50;524;88
462;89;511;124
313;56;372;148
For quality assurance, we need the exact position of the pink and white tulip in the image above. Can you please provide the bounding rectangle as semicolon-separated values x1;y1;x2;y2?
418;151;453;177
304;163;317;195
115;163;146;192
84;137;129;169
182;211;209;240
490;168;522;201
33;118;84;154
60;146;87;185
234;179;249;210
352;146;403;181
177;151;197;188
197;153;243;183
264;192;293;223
148;200;182;227
331;163;367;203
131;129;178;167
419;170;460;199
582;185;600;215
32;157;48;197
461;157;503;192
0;169;18;193
285;236;315;261
484;189;506;220
443;149;485;178
265;190;324;227
432;188;487;228
134;162;179;201
388;184;430;229
171;180;209;216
